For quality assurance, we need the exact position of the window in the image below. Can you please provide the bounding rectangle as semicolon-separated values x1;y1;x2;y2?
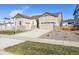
78;16;79;19
75;21;79;25
68;22;72;24
41;22;55;24
78;11;79;15
19;21;21;25
26;22;30;24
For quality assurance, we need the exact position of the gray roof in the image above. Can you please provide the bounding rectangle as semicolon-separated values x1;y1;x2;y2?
13;12;62;20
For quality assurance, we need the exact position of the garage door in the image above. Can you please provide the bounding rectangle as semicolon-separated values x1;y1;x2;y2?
39;22;55;30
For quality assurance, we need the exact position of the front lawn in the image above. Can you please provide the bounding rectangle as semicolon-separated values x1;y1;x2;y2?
4;41;79;55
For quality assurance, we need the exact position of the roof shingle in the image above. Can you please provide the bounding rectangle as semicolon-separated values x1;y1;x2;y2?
13;12;61;20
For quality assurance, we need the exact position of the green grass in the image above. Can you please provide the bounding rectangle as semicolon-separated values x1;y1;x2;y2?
0;30;23;35
4;41;79;55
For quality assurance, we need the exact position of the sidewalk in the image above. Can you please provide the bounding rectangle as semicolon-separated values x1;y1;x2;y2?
24;38;79;47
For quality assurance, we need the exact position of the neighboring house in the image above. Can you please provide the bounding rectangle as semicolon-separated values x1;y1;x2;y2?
62;4;79;30
62;19;74;26
62;19;75;30
0;18;14;31
0;23;5;31
72;4;79;30
73;4;79;25
4;22;14;31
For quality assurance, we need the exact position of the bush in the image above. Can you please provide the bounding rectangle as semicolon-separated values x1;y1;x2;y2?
0;30;23;35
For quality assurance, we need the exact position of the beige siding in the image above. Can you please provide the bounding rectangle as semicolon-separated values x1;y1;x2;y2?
13;18;37;31
39;15;62;30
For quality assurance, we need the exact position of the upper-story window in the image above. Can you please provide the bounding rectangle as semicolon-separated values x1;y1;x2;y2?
78;16;79;19
76;11;79;15
76;12;78;15
78;11;79;15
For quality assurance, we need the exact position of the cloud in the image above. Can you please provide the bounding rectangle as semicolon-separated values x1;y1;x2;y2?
22;6;30;10
9;10;23;17
9;6;30;17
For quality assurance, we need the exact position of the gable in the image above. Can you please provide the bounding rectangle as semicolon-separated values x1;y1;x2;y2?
13;13;30;19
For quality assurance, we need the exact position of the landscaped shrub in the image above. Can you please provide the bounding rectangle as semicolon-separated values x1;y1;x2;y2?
0;30;24;35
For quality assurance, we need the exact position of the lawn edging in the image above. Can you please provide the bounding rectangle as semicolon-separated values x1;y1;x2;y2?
25;38;79;48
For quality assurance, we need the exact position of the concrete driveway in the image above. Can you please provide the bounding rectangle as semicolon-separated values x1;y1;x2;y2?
9;29;51;39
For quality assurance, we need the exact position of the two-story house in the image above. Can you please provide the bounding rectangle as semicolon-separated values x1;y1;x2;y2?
73;4;79;25
73;4;79;30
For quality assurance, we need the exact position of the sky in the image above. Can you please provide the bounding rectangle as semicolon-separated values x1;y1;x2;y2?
0;4;76;21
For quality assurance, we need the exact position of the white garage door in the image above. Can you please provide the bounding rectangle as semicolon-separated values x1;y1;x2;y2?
40;22;55;30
